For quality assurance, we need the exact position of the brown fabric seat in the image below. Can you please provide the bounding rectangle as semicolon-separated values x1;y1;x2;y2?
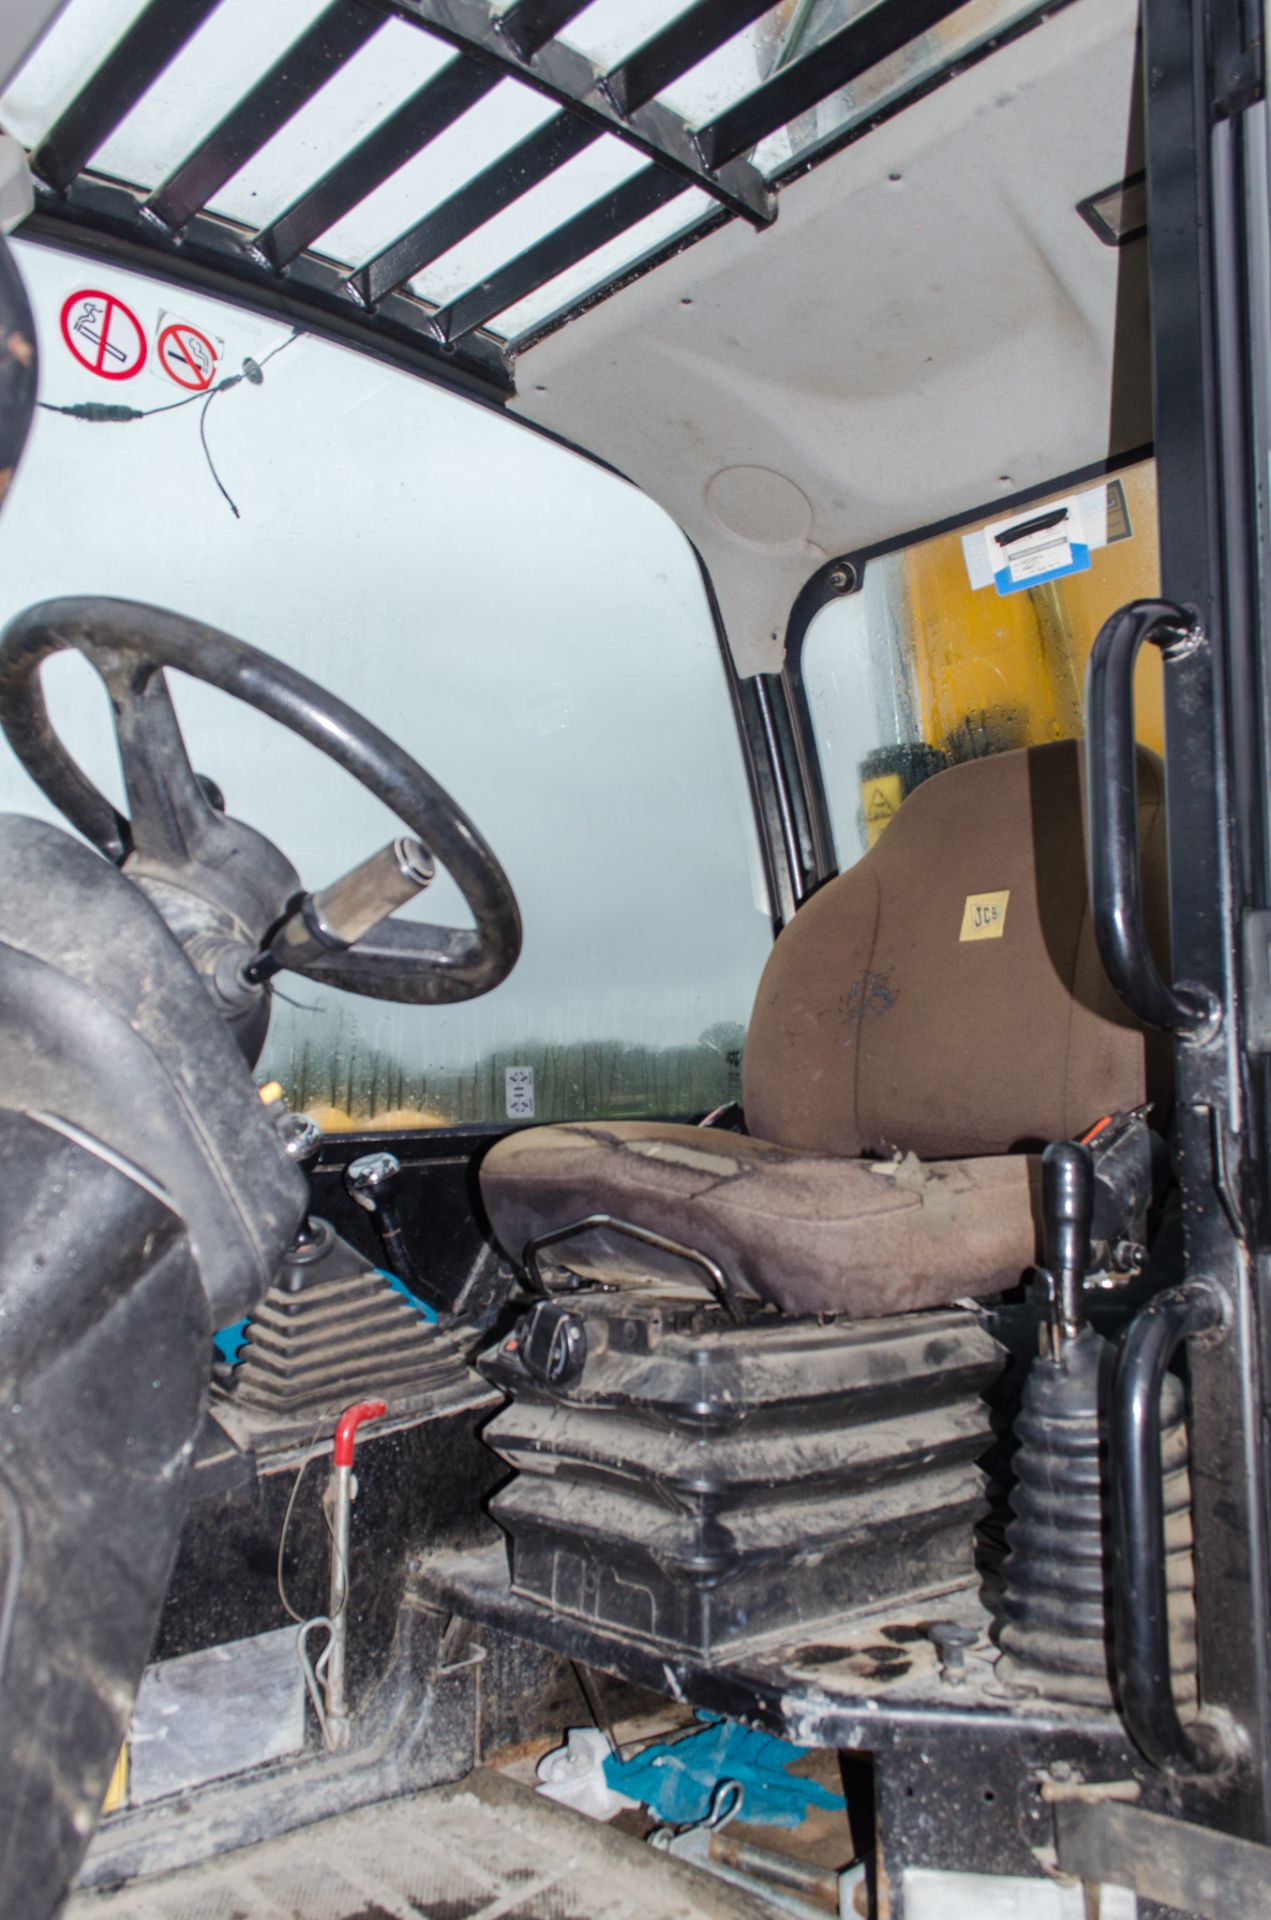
479;1121;1040;1317
481;739;1171;1317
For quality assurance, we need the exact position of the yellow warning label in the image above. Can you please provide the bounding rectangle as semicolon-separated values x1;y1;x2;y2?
960;890;1010;941
101;1744;128;1815
1105;477;1133;544
861;773;903;847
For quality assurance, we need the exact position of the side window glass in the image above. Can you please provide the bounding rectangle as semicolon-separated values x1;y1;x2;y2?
0;244;773;1131
801;463;1162;868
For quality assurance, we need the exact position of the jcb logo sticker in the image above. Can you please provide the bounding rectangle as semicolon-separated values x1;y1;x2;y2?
960;890;1010;941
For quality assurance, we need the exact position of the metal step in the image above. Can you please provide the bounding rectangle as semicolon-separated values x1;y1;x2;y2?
67;1768;772;1919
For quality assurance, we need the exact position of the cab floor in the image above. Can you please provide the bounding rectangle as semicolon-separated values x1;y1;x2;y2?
67;1768;772;1920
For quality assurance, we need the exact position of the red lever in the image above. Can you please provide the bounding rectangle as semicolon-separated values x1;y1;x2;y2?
333;1400;386;1467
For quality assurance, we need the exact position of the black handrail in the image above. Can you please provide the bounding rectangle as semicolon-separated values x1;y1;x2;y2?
1109;1279;1232;1774
1085;600;1221;1038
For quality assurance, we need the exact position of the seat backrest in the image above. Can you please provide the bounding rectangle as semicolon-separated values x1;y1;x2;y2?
743;739;1171;1158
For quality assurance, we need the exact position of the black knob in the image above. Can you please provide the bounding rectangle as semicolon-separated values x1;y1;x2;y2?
518;1301;587;1388
1041;1141;1095;1345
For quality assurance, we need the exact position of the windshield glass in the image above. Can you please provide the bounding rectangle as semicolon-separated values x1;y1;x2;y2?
0;239;774;1130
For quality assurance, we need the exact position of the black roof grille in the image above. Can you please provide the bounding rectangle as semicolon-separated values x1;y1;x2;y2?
605;1;777;120
254;56;500;273
350;106;600;312
702;0;983;170
497;1;594;65
144;1;384;235
31;0;223;193
432;160;686;344
16;0;1063;400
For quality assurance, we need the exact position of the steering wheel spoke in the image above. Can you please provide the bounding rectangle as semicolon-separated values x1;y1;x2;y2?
99;654;221;870
301;918;502;1003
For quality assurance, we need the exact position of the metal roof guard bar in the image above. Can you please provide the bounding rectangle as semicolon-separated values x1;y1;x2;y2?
23;0;995;356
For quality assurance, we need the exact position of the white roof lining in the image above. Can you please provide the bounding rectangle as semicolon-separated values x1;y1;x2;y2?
510;0;1147;677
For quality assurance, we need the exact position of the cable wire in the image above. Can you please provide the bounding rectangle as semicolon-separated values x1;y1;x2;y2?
198;385;239;519
275;1399;338;1626
38;328;301;517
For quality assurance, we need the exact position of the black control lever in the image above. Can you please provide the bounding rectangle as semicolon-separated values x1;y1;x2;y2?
269;1107;334;1263
246;836;434;984
345;1151;440;1309
1040;1140;1094;1358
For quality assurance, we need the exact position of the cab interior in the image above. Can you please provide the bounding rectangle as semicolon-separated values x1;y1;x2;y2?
0;3;1267;1918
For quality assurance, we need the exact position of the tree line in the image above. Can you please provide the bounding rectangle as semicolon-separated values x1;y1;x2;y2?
273;1021;746;1131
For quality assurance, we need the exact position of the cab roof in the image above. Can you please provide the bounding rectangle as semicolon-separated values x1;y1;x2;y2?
1;0;1147;669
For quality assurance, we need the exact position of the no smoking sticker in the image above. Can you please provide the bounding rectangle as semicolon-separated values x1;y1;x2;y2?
155;311;222;391
59;289;147;380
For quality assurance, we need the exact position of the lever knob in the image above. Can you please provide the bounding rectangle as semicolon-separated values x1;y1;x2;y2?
343;1151;438;1308
345;1151;401;1213
246;838;434;983
280;1111;323;1166
306;838;434;949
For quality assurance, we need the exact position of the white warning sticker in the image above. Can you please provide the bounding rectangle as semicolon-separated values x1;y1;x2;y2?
154;310;223;391
963;484;1111;594
985;495;1089;593
505;1065;536;1120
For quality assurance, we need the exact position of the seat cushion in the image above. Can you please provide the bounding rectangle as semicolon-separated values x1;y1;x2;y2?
481;1121;1041;1317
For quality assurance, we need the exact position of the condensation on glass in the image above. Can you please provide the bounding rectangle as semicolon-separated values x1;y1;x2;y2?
802;461;1161;870
0;240;773;1132
752;0;1050;177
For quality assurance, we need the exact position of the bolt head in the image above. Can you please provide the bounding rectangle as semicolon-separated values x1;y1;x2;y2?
928;1620;978;1664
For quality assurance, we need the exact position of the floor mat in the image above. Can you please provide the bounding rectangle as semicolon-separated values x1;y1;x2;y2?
67;1768;772;1920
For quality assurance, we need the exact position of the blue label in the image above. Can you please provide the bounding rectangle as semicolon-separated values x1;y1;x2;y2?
993;541;1091;595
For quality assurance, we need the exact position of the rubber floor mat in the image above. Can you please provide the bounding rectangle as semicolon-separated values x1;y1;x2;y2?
67;1768;772;1919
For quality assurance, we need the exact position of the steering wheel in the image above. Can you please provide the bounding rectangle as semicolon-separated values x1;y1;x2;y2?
0;597;521;1009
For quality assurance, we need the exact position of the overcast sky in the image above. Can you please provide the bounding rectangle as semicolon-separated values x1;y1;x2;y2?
0;239;773;1101
0;2;785;1109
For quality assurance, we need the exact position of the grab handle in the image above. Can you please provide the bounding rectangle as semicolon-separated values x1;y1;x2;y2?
1085;600;1220;1038
521;1213;748;1325
1109;1280;1233;1775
